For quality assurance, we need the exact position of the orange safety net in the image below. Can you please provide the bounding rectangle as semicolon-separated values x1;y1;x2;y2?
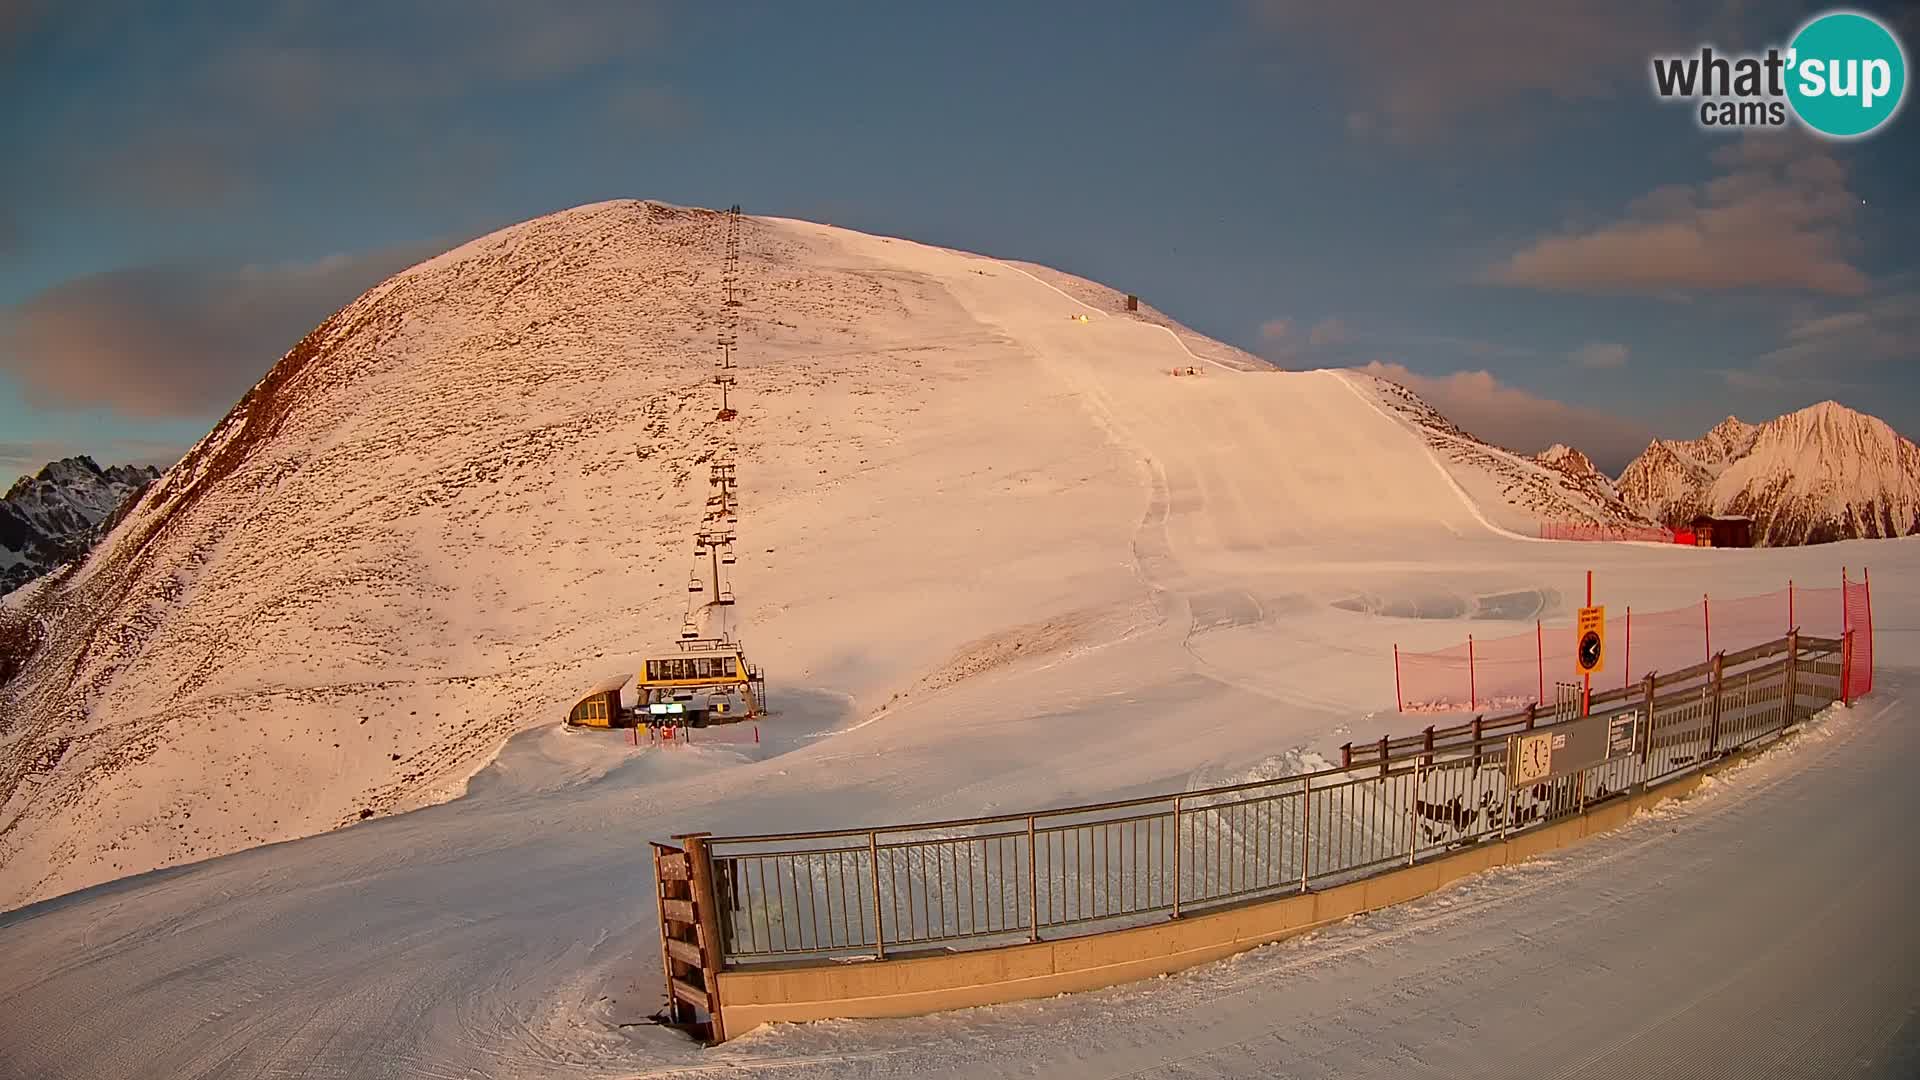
1538;522;1677;543
1394;575;1872;712
1845;572;1873;700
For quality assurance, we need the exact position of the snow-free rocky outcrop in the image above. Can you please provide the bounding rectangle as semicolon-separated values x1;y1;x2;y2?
1617;403;1920;545
0;200;1627;908
1;457;160;595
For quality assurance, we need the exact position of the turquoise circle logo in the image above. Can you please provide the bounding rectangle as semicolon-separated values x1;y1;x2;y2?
1787;10;1907;137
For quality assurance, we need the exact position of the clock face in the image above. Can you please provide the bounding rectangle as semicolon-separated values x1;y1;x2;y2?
1578;630;1602;672
1515;732;1552;783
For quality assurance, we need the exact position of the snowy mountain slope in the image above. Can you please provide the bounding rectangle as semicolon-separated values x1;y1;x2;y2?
0;201;1912;1078
0;200;1766;909
998;261;1272;371
1353;377;1661;534
1618;403;1920;545
0;457;159;594
0;202;1154;906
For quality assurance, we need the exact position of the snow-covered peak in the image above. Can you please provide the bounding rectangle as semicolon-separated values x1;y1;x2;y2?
1615;401;1918;544
1665;415;1759;472
1535;443;1593;472
2;457;162;595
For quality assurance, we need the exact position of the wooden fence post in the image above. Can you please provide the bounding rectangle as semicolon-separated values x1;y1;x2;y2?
679;833;728;1043
1639;672;1656;770
1841;629;1854;707
1784;630;1798;727
1471;715;1484;770
1378;735;1390;778
1026;817;1039;939
1171;798;1183;918
1422;725;1435;767
1708;653;1725;756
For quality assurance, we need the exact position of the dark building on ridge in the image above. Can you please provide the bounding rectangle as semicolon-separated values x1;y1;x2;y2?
1690;514;1755;548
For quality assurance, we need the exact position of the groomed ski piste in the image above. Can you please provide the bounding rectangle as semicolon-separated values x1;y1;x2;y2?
1;204;1914;1078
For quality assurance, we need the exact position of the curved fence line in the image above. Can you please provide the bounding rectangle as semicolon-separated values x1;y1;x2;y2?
657;631;1851;982
1395;572;1872;713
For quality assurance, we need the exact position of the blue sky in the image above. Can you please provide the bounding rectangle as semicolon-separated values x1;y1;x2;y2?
3;0;1916;483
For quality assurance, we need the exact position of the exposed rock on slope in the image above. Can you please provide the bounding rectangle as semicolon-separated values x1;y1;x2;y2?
1361;378;1660;531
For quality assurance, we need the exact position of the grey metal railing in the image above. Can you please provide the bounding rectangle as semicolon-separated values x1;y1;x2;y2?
696;632;1850;966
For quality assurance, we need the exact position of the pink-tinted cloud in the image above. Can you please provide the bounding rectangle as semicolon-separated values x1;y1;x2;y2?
1307;317;1347;346
1258;318;1292;342
1489;136;1868;296
1248;0;1676;139
1357;360;1654;473
1;246;438;418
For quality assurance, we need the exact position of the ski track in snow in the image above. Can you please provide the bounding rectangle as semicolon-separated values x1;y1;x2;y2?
1326;370;1541;545
0;205;1915;1079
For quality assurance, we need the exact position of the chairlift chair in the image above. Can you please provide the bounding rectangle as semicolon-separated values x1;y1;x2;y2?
716;590;736;606
688;574;704;594
721;549;736;565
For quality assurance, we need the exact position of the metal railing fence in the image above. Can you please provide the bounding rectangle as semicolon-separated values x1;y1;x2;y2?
690;632;1850;967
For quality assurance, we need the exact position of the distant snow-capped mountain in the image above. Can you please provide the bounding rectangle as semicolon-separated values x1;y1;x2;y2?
1531;443;1640;516
1;457;161;594
1617;403;1920;545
